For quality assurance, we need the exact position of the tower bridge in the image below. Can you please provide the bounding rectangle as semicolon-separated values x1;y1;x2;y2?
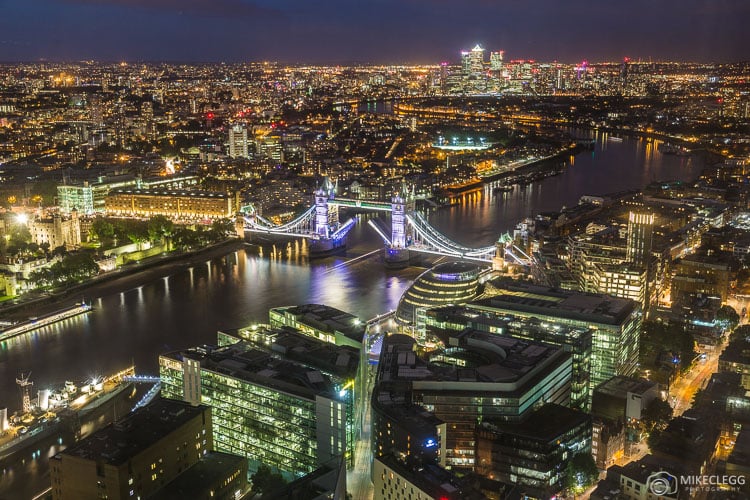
242;182;530;267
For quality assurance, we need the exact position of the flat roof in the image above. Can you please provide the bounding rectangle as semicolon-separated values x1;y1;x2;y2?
162;342;345;401
376;454;487;500
594;375;657;398
60;398;208;466
375;331;567;394
219;326;359;380
150;451;245;500
109;188;231;198
472;280;638;326
272;304;365;343
480;403;590;442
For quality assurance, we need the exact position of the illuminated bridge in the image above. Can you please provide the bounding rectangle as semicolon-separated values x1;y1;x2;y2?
242;182;530;266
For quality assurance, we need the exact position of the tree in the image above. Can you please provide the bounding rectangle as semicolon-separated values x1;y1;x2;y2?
122;220;149;248
91;218;115;242
642;398;673;431
717;305;740;331
250;464;286;495
209;218;234;241
564;453;599;493
647;429;663;450
147;215;174;243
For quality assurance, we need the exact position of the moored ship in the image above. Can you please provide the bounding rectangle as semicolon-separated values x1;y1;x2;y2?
0;301;92;342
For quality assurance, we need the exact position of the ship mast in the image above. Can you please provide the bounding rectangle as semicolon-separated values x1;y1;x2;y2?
16;372;33;414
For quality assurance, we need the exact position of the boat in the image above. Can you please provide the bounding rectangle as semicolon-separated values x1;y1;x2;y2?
659;143;691;156
0;302;92;342
608;136;624;142
0;367;137;462
493;185;513;194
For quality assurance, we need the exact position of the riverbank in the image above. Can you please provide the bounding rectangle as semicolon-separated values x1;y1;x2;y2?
1;238;247;321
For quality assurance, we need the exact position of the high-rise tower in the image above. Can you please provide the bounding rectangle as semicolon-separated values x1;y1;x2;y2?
626;211;654;267
227;124;249;158
461;45;485;76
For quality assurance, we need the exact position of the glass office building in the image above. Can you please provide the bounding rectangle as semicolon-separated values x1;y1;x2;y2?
159;338;355;478
424;305;593;411
467;280;641;392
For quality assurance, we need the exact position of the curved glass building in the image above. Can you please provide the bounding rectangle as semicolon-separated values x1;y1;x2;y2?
396;261;481;325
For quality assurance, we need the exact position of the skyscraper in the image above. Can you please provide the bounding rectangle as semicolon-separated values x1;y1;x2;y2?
461;45;485;76
489;50;504;71
626;211;655;266
227;124;249;158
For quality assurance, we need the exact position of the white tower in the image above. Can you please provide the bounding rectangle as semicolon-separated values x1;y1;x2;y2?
228;124;249;158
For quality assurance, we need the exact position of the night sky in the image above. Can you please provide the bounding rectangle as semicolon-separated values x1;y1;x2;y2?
0;0;748;64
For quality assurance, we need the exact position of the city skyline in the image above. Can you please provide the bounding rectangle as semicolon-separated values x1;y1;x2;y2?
1;0;749;64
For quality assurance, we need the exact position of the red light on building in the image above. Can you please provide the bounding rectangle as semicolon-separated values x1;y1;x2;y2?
206;112;214;120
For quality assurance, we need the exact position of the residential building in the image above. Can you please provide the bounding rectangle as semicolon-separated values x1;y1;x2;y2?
105;188;239;220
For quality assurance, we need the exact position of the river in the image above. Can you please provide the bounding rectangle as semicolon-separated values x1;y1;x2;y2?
0;128;706;498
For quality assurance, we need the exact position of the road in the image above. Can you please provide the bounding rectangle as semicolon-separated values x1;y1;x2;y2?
669;344;722;416
347;370;374;500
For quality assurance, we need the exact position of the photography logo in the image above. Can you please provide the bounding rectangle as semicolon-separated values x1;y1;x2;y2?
647;471;678;496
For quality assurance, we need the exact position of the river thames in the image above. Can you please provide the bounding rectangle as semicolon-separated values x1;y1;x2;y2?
0;130;707;498
0;130;707;405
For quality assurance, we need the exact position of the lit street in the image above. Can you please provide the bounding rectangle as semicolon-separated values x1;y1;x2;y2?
669;344;722;416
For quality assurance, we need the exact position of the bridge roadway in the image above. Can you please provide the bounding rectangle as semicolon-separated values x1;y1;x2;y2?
241;198;526;265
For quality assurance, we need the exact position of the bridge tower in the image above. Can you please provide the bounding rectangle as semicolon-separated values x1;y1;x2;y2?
314;178;337;238
385;185;415;268
493;232;513;271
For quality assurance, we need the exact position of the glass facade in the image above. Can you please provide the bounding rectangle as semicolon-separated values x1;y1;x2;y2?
159;352;353;478
475;404;592;498
425;307;593;411
396;262;481;325
467;286;641;396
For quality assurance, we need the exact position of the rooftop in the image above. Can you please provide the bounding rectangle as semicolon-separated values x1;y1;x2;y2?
218;325;359;379
376;454;487;500
473;279;638;326
375;331;569;399
594;375;657;399
271;304;365;343
480;403;590;443
162;342;345;401
109;188;231;198
59;398;208;466
149;451;246;500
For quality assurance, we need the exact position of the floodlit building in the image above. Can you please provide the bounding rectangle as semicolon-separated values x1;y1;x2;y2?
467;280;641;392
372;332;572;470
159;336;355;478
227;124;250;158
28;211;81;249
105;188;239;220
